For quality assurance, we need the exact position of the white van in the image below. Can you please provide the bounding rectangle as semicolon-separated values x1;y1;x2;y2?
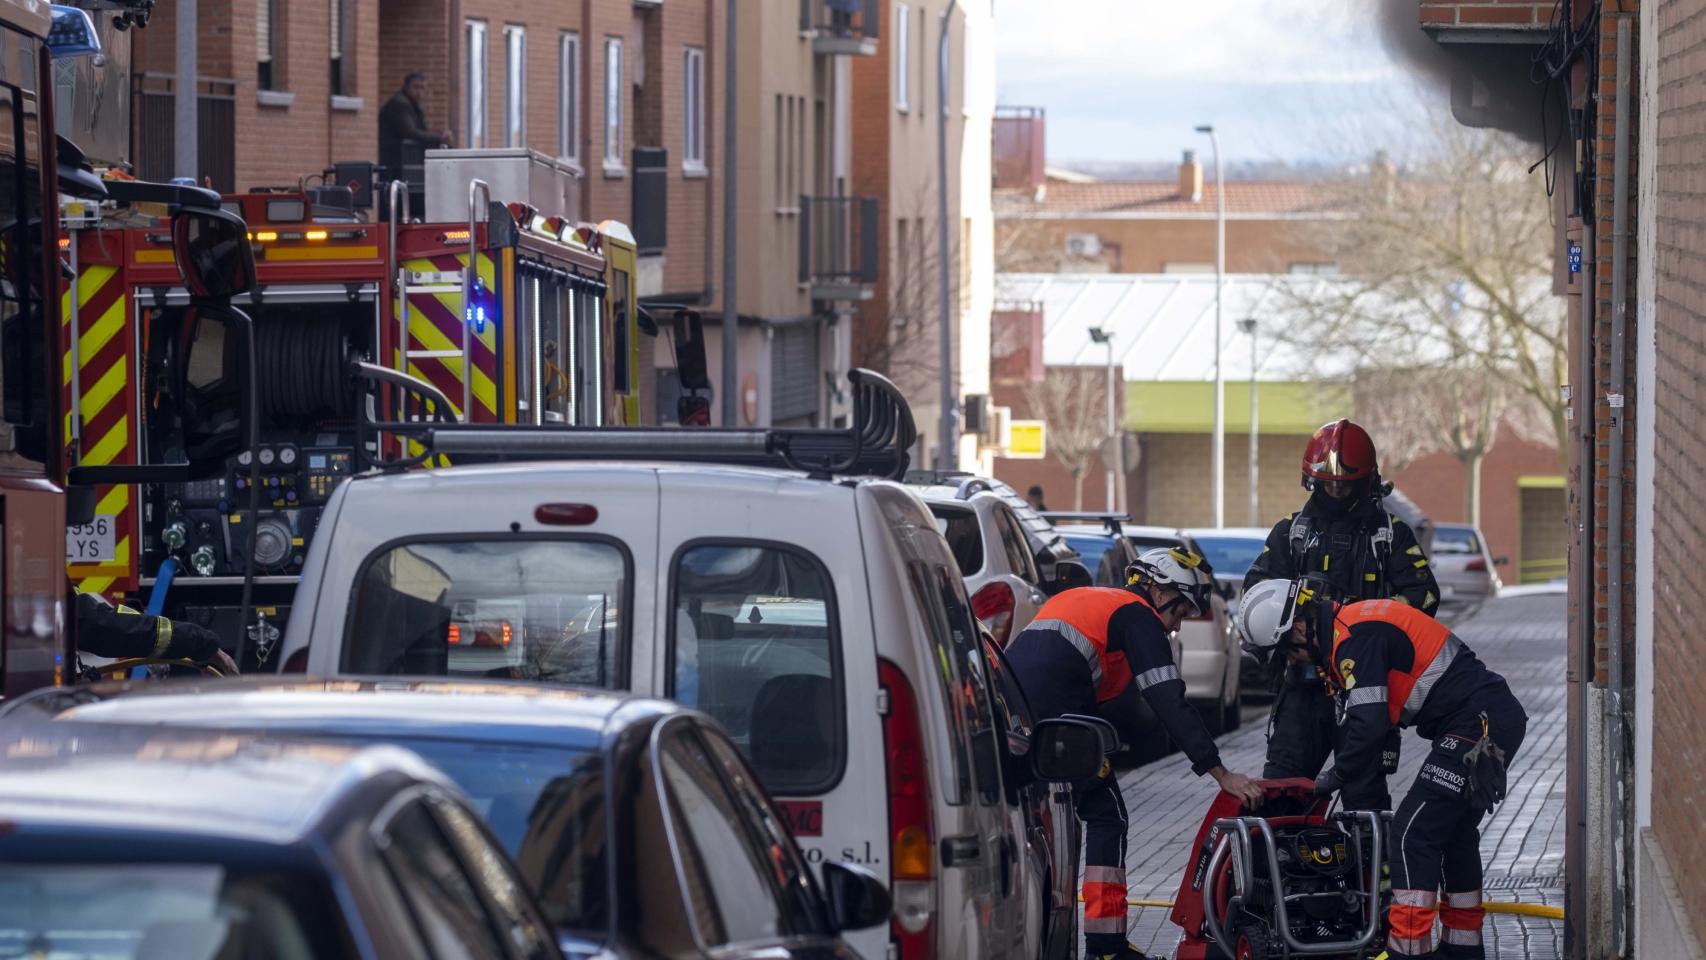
276;453;1090;960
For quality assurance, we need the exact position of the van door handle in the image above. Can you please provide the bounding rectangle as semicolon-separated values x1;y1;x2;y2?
940;834;982;867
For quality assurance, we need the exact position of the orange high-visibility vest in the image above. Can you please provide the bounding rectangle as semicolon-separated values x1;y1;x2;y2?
1331;598;1461;725
1029;587;1160;702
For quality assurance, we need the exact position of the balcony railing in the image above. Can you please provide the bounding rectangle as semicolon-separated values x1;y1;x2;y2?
801;0;878;56
132;73;237;192
800;196;878;301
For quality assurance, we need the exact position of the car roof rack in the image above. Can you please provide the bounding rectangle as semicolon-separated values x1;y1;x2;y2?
351;363;917;480
1041;511;1131;537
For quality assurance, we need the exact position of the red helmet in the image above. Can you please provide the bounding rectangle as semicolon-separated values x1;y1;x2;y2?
1301;419;1377;485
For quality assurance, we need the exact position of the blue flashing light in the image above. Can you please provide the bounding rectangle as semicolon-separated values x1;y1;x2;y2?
48;5;102;59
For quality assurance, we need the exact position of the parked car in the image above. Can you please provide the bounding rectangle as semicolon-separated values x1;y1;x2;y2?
1043;513;1139;587
1184;527;1273;698
4;678;905;960
907;471;1092;593
1430;522;1506;611
267;397;1099;960
912;478;1058;644
1122;525;1241;734
0;722;563;960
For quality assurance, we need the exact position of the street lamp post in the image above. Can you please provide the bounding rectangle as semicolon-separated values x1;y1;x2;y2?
1088;327;1119;510
1237;317;1259;526
1195;124;1225;527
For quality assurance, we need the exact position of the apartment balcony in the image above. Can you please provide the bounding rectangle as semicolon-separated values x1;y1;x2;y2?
800;196;878;301
801;0;878;56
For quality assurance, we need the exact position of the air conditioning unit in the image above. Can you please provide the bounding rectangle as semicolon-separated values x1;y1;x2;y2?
962;393;991;436
1065;232;1102;258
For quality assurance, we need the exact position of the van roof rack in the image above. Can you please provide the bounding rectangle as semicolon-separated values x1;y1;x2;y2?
352;363;917;480
1041;511;1131;537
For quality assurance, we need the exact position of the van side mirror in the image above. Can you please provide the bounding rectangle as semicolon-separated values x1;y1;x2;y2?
1029;717;1107;782
821;861;891;931
64;485;97;527
172;207;256;301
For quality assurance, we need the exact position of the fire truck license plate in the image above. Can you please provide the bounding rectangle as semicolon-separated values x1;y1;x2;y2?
66;516;116;563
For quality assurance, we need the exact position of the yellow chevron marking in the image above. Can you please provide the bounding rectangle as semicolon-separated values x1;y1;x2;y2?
407;303;497;413
83;415;128;466
96;485;128;515
68;536;132;577
60;266;116;325
61;296;127;386
77;576;115;594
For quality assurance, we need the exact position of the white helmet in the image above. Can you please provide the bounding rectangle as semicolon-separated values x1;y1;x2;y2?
1235;578;1319;653
1125;547;1215;616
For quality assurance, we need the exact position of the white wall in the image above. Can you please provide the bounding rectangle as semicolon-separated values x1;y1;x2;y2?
956;0;996;472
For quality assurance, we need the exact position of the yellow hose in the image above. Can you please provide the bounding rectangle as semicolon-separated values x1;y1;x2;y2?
1077;895;1565;920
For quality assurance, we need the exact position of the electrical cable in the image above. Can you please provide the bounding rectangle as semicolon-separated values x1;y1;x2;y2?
254;314;347;421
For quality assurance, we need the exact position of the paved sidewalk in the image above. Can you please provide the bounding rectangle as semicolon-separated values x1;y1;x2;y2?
1109;592;1567;958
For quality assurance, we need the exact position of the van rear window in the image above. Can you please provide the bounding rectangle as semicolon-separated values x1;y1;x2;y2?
344;538;629;686
669;543;842;795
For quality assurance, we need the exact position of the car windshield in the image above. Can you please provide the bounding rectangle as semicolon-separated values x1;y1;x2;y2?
1432;528;1482;554
328;734;608;937
1192;535;1267;578
344;538;629;686
0;864;349;959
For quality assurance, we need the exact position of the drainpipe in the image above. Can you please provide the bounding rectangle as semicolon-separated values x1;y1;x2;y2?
721;0;738;427
1604;19;1632;956
174;0;197;180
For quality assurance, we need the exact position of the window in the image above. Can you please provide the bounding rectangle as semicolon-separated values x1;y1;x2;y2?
654;726;821;947
1433;527;1483;555
559;32;581;164
894;3;909;111
993;506;1039;584
351;737;609;936
604;37;624;171
670;543;842;794
257;0;280;90
0;864;351;959
0;77;49;472
683;47;705;171
428;794;559;960
504;25;526;148
464;20;488;148
929;504;985;575
345;538;630;687
329;0;352;97
378;798;509;958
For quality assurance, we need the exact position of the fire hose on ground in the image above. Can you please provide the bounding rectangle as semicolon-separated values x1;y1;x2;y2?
1075;894;1565;920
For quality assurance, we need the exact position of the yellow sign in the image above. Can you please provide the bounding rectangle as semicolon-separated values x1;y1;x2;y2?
1007;420;1047;459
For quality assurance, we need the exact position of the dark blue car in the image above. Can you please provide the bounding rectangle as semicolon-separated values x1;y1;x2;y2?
4;678;891;960
0;721;562;959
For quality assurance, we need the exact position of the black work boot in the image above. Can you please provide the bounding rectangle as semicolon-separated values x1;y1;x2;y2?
1083;943;1152;959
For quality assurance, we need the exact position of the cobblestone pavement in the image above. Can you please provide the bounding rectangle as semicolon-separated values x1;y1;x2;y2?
1106;592;1567;958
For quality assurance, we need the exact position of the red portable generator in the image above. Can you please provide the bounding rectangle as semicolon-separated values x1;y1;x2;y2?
1169;779;1389;960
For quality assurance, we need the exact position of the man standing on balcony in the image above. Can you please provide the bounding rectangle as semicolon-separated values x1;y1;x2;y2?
379;73;453;214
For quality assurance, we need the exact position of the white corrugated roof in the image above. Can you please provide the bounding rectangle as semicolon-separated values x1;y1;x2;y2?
996;273;1360;382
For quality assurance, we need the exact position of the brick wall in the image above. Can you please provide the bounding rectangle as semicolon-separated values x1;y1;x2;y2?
1134;432;1315;530
1649;0;1706;945
1420;0;1555;27
1387;426;1565;570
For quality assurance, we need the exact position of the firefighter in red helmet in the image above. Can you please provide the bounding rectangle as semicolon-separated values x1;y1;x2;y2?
1241;419;1440;808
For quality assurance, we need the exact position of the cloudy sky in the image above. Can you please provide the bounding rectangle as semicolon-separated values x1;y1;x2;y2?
992;0;1446;168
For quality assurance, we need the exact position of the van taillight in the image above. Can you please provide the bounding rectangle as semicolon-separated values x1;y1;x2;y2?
879;658;936;959
1465;557;1487;572
971;581;1016;645
282;648;308;673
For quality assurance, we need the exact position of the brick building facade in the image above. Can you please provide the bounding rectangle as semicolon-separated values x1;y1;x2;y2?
1422;0;1706;955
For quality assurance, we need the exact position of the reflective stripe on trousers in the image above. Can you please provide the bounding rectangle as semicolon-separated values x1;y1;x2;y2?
1389;888;1437;958
1441;888;1485;945
1029;618;1104;686
1077;777;1128;944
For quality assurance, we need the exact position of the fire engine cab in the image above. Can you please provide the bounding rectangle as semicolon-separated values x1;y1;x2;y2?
61;167;651;667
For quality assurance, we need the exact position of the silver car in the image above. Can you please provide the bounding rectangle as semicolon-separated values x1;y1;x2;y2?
1429;522;1506;610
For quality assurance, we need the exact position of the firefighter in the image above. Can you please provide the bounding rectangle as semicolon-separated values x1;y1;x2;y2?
1242;419;1439;808
75;591;238;676
1236;579;1526;960
1006;547;1263;960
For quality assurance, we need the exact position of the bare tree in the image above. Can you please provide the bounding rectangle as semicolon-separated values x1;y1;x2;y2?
1274;114;1567;473
854;186;966;402
1354;364;1552;525
1023;366;1109;510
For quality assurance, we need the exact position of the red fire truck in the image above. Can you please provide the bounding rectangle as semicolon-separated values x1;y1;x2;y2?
59;169;651;667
